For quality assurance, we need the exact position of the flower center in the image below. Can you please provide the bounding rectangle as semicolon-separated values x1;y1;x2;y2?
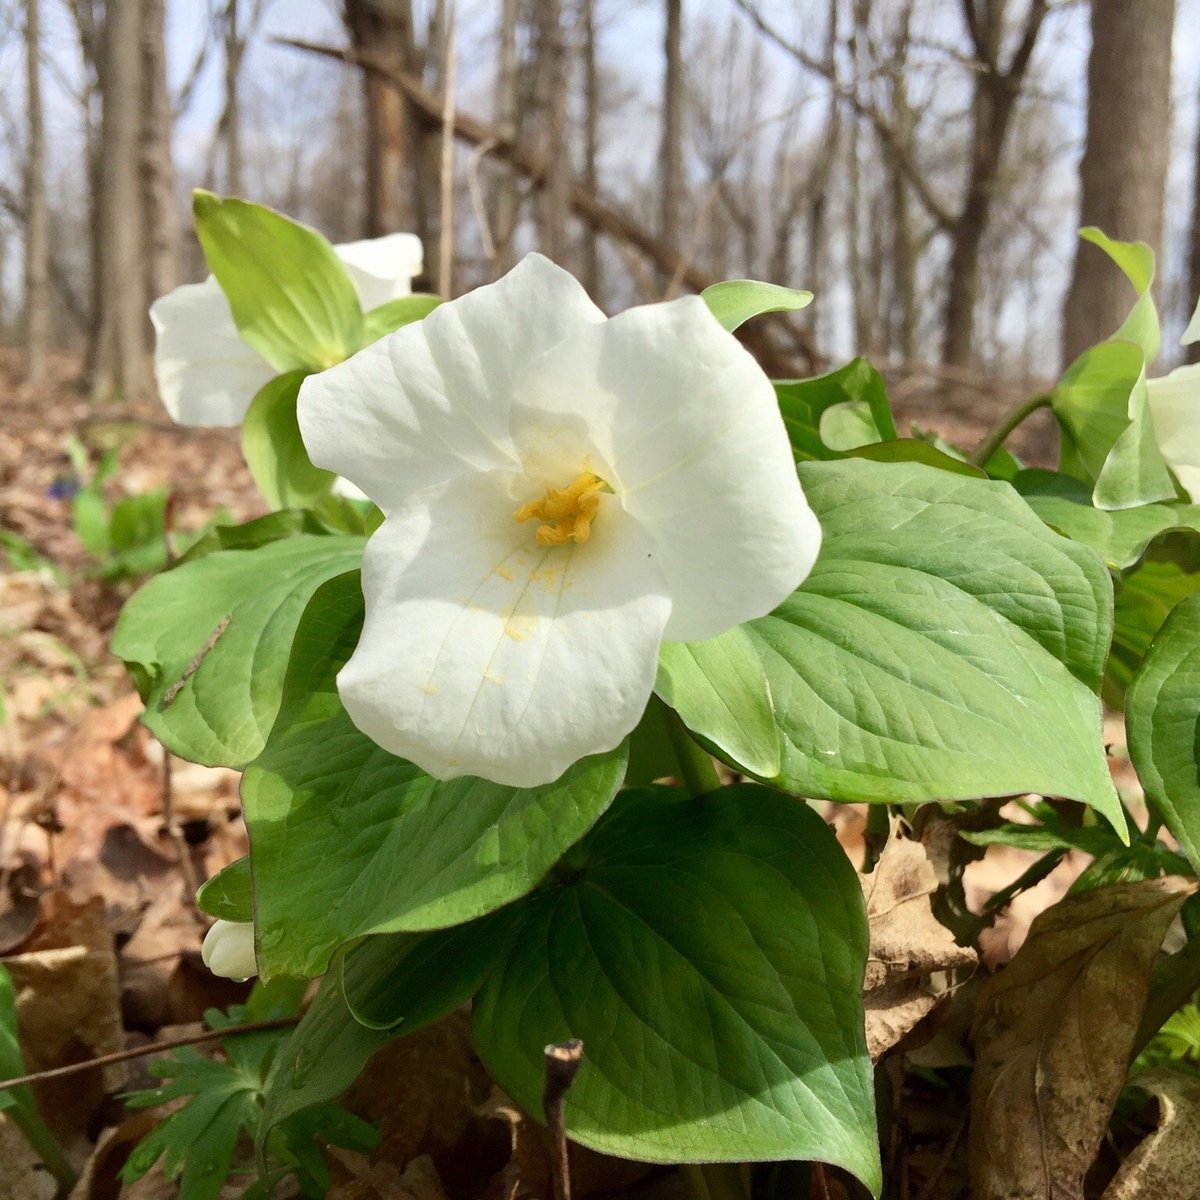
514;471;606;546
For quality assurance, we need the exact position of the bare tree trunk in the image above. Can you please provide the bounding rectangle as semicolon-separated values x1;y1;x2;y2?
23;0;49;386
66;0;104;374
660;0;683;261
532;0;569;260
492;0;522;272
886;1;917;361
580;0;600;296
345;0;415;236
437;0;457;294
941;0;1048;368
1190;71;1200;366
140;0;178;301
1062;0;1175;366
0;226;8;332
92;0;147;400
223;0;244;194
847;1;870;354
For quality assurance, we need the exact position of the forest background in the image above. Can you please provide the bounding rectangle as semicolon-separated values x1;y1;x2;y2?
1;0;1200;413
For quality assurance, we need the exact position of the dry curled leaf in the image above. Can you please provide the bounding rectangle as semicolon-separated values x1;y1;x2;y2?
969;876;1196;1200
1102;1069;1200;1200
861;831;977;1061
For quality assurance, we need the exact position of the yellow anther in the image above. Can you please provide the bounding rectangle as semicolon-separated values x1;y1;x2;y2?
515;471;605;546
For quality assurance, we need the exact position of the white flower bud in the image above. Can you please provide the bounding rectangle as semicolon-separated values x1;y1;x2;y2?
201;919;258;981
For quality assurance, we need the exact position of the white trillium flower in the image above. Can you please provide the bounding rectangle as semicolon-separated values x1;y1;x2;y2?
1146;298;1200;503
298;254;821;787
201;919;258;981
150;232;424;427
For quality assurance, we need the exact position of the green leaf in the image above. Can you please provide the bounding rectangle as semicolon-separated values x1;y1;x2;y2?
474;784;880;1190
1076;227;1160;359
1015;469;1200;570
774;358;898;463
1053;341;1176;509
1093;364;1179;509
241;371;335;510
669;460;1123;828
121;1048;255;1193
197;857;253;923
261;918;510;1135
1108;544;1200;706
177;510;328;566
193;191;363;373
625;696;678;787
701;280;813;332
112;533;365;768
842;438;986;478
72;486;109;558
1067;840;1193;894
243;572;628;978
1051;232;1175;509
1127;595;1200;872
361;294;443;343
909;424;1022;480
656;626;780;778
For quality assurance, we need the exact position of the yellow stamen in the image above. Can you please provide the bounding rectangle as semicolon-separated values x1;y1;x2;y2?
515;471;605;546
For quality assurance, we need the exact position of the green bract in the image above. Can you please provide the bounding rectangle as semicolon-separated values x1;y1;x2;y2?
193;191;364;372
112;531;365;767
475;784;877;1184
1051;230;1177;510
664;459;1123;829
700;278;813;331
1127;595;1200;872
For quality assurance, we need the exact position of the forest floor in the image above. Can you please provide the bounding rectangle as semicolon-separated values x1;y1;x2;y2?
0;347;1124;1199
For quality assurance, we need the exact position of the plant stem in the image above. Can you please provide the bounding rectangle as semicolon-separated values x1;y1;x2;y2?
0;1016;298;1092
543;1040;584;1200
969;392;1052;467
666;711;721;797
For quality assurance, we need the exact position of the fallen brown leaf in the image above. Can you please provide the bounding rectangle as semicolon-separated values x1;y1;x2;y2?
67;1110;159;1200
326;1150;449;1200
1102;1069;1200;1200
969;876;1196;1200
0;1113;58;1200
7;891;125;1148
860;831;977;1061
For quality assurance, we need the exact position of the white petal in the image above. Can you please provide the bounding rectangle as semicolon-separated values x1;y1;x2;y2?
512;295;820;642
334;233;424;309
299;254;605;514
339;469;672;787
201;920;258;980
1148;364;1200;502
150;279;275;426
330;475;369;501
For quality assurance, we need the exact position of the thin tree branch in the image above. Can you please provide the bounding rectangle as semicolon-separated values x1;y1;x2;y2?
276;35;819;370
0;1016;299;1092
728;0;956;231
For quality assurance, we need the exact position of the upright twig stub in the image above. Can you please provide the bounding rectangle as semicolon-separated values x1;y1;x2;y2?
542;1038;583;1200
